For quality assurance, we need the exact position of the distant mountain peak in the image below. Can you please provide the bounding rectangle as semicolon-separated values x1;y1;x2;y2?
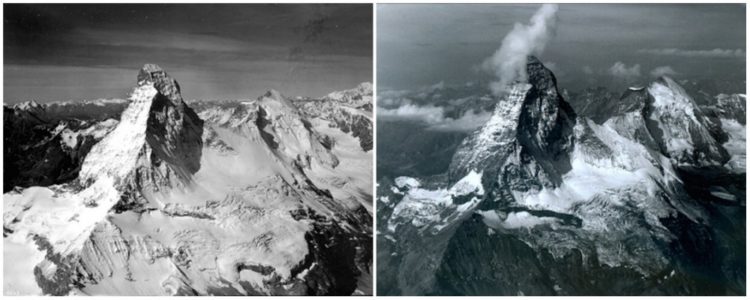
325;82;373;103
13;99;44;111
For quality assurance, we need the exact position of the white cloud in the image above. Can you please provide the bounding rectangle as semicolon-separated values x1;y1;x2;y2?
429;81;445;91
483;4;559;95
377;90;411;107
650;66;679;78
427;110;493;132
608;61;641;79
379;104;491;132
582;65;594;75
637;48;745;58
379;104;445;124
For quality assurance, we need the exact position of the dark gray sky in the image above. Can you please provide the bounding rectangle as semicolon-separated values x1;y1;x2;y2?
378;4;746;93
4;4;372;103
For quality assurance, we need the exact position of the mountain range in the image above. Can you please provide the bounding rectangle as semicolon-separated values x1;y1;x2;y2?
377;56;745;295
3;64;373;296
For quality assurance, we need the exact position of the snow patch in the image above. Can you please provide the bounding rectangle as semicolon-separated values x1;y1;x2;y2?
394;177;420;188
388;171;484;233
449;170;484;196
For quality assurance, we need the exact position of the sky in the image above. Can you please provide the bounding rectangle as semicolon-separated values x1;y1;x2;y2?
377;4;746;93
4;4;372;103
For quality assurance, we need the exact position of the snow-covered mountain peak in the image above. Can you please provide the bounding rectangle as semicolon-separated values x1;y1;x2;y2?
13;100;44;111
646;75;728;166
257;89;298;114
51;98;130;106
80;65;204;194
649;76;700;114
449;58;576;186
262;89;284;100
324;82;373;105
357;81;373;92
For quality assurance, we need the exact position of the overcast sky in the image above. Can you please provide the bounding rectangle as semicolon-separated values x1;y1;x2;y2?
4;4;372;103
378;4;746;93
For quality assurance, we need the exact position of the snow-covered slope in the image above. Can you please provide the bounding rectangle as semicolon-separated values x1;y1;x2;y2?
324;82;373;106
292;83;373;151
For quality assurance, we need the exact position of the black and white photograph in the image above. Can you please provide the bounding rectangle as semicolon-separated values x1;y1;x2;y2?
3;3;373;296
2;1;748;299
376;3;746;296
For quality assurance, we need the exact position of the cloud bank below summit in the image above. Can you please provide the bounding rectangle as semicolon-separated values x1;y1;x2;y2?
379;103;492;132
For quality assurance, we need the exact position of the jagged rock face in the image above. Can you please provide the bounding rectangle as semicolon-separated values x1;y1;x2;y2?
449;56;576;190
80;64;204;195
715;93;747;125
514;57;577;186
570;86;644;124
140;64;204;188
699;93;747;173
137;64;183;104
568;87;616;123
589;87;662;152
520;57;577;137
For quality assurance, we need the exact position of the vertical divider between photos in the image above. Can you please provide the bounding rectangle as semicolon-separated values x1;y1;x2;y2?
371;2;379;296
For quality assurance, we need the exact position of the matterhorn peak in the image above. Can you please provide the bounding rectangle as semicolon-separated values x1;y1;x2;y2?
524;56;563;92
526;55;543;65
137;63;183;104
262;89;285;101
80;64;203;195
449;56;576;187
258;89;297;111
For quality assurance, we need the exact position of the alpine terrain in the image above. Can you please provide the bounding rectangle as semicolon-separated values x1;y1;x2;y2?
377;57;745;295
4;64;373;296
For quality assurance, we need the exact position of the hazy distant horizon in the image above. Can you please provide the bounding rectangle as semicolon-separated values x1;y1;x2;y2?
4;4;372;104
